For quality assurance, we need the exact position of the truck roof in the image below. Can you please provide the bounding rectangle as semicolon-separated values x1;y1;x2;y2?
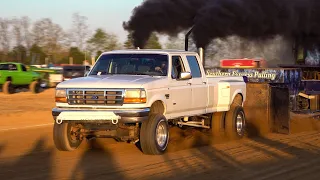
102;49;199;56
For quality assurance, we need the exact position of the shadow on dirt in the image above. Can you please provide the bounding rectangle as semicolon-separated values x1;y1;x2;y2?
0;124;320;179
0;137;54;180
0;137;126;180
151;124;320;179
0;143;5;156
69;139;127;180
166;126;230;152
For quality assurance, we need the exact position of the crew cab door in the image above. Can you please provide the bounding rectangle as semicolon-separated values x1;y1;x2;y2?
166;55;192;118
6;63;18;84
20;64;33;84
185;55;208;115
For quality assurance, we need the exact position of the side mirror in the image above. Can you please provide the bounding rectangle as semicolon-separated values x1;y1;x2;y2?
179;72;192;80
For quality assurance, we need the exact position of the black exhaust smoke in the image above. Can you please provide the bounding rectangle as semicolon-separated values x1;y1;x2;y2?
123;0;320;49
123;0;206;48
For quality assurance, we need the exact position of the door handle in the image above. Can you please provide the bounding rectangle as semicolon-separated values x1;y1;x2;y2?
187;82;192;85
202;82;207;84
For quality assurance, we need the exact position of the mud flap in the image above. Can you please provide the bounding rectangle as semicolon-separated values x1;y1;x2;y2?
271;86;290;134
243;83;290;136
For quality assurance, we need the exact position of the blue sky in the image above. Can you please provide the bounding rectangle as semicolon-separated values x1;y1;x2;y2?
0;0;144;43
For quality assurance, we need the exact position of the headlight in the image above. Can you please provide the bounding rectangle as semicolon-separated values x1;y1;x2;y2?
55;88;67;103
124;89;147;103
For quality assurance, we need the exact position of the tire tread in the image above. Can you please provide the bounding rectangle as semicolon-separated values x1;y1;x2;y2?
140;113;169;155
225;105;246;140
53;122;82;151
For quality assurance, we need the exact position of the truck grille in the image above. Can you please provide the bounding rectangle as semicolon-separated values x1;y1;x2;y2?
67;89;124;106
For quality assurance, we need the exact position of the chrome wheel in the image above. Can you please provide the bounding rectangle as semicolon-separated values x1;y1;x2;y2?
236;111;245;136
140;114;169;155
155;119;168;149
68;123;82;143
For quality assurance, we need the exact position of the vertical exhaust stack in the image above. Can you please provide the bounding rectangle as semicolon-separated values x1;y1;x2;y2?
198;47;204;66
184;26;205;66
185;26;194;51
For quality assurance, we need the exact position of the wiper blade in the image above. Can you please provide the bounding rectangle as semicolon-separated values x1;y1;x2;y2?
92;71;115;75
133;73;151;75
122;72;151;76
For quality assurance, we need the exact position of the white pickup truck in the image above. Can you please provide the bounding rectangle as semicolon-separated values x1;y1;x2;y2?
52;49;247;155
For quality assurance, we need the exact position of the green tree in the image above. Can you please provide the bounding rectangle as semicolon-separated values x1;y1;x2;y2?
29;44;47;64
144;32;162;49
68;47;85;64
104;33;120;51
124;31;134;49
8;45;27;63
87;28;107;50
87;28;120;54
95;50;103;60
31;18;65;63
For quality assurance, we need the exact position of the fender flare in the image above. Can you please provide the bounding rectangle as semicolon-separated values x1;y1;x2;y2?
147;94;167;115
231;90;244;106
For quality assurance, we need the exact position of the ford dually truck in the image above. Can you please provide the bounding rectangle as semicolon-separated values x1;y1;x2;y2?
52;49;247;155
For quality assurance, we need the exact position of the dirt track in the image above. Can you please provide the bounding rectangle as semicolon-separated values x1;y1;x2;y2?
1;89;320;180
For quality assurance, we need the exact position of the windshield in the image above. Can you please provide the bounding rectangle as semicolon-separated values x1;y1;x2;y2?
63;66;86;78
89;53;168;76
0;64;8;70
0;64;17;70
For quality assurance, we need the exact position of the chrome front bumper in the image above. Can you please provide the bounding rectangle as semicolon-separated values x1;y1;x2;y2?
52;107;150;124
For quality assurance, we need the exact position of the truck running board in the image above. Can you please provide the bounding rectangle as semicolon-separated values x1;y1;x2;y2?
177;120;210;129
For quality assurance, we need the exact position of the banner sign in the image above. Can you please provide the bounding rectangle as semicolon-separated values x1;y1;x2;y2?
205;67;302;84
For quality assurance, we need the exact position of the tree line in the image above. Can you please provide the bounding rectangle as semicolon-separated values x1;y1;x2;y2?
0;13;185;65
3;12;286;67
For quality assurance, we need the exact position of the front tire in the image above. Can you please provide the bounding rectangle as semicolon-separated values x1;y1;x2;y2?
140;114;169;155
225;106;246;140
53;122;83;151
3;81;14;94
29;81;40;94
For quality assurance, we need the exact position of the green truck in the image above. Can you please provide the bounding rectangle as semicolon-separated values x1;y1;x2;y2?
0;62;41;94
28;65;62;88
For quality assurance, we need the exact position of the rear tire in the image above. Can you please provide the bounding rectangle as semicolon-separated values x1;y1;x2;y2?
53;122;83;151
3;81;14;94
225;106;246;140
29;81;40;94
140;114;169;155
